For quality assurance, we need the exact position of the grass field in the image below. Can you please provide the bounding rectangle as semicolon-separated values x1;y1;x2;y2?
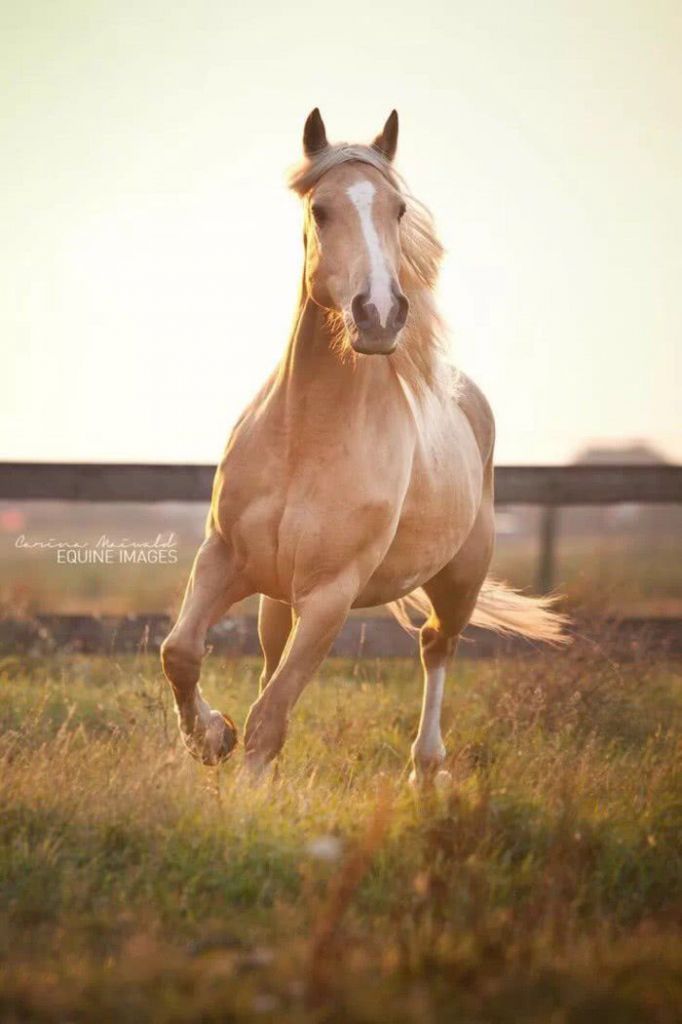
1;648;681;1022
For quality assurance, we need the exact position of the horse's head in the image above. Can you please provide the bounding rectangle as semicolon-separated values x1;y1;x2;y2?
298;109;409;356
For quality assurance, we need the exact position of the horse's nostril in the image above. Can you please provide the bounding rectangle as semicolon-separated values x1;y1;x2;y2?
351;292;373;331
393;293;409;330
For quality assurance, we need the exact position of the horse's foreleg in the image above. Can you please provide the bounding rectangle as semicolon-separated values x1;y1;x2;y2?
257;596;294;694
161;532;250;765
244;580;353;773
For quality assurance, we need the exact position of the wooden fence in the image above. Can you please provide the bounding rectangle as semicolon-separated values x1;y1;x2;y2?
1;461;681;592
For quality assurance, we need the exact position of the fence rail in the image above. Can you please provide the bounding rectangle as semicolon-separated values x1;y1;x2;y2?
1;462;681;592
0;461;680;506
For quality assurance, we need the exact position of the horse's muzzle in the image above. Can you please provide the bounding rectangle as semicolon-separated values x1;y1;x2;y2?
350;289;409;355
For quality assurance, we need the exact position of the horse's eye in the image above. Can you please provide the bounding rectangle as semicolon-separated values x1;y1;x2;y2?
398;202;407;221
311;203;327;226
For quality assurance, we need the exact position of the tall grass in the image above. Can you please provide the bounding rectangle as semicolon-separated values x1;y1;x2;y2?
0;648;680;1022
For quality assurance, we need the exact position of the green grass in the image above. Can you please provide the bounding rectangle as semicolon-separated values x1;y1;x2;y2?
0;650;680;1022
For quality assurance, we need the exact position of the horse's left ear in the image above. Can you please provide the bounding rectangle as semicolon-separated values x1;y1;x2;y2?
372;110;399;162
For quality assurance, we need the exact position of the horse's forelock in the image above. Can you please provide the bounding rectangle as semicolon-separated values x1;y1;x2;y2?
287;143;395;196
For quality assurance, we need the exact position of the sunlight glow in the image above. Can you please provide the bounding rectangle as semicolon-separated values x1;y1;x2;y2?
2;1;680;464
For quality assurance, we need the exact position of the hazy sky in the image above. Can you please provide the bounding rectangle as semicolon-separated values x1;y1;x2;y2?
2;0;680;464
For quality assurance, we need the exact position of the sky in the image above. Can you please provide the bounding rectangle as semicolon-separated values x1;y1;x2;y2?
1;0;680;465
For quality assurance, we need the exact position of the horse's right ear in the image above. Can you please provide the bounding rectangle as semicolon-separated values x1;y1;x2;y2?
303;108;328;157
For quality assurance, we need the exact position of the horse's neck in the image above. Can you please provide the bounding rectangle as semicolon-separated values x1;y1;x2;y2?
276;296;394;417
279;295;337;383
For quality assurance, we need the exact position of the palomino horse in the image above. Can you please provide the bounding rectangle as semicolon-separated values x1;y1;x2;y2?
161;109;566;780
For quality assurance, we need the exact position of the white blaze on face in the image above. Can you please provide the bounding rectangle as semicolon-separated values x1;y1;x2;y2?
346;179;393;327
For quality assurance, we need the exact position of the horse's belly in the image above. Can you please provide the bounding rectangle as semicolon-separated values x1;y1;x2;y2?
353;513;471;607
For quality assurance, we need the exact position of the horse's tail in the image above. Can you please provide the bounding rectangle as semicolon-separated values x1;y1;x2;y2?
388;577;570;646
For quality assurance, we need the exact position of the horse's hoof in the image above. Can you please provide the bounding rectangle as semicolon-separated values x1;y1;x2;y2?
208;712;239;764
434;768;453;790
183;711;238;766
239;757;273;786
408;767;453;791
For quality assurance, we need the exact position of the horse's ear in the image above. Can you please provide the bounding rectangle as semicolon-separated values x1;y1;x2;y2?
303;108;328;157
372;110;399;162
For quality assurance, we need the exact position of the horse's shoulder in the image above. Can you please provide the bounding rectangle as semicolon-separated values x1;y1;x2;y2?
453;371;495;463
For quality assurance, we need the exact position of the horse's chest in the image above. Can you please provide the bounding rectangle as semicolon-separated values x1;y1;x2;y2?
213;428;409;599
212;393;482;606
212;427;287;584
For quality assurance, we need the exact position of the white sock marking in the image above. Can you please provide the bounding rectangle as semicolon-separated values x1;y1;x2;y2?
347;180;393;327
413;664;446;765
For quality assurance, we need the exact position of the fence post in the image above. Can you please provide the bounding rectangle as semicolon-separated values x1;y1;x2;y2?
536;504;559;594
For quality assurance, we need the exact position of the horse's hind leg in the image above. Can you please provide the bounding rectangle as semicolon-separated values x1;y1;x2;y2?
411;499;494;785
411;625;454;782
257;596;294;694
161;532;251;765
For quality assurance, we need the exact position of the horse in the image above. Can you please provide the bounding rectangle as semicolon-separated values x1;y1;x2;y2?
161;109;567;782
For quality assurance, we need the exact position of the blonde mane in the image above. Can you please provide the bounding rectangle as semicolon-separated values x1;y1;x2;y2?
288;143;457;397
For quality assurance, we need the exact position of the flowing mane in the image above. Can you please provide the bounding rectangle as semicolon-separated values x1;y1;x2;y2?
288;143;457;397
